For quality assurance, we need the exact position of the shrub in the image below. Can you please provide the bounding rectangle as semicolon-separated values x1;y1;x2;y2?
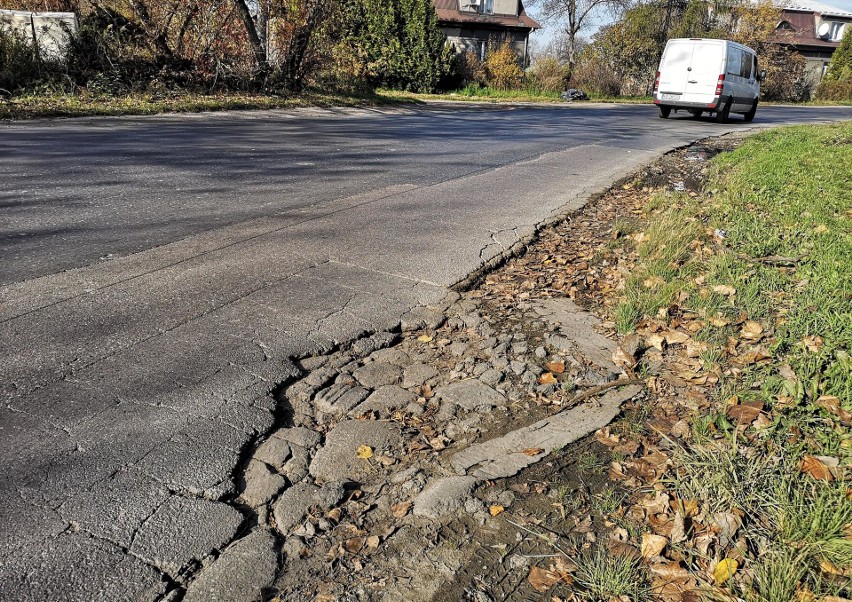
0;29;36;93
451;49;486;88
484;40;523;90
570;51;621;96
529;58;568;93
815;79;852;100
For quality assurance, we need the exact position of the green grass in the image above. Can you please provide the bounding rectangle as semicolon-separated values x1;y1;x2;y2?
574;547;650;601
381;86;654;104
0;89;414;120
617;122;852;414
613;122;852;600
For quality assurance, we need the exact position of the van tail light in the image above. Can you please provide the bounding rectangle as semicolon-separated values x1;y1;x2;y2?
653;71;660;93
715;74;725;96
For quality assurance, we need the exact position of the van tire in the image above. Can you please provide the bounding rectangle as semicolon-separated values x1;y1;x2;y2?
715;98;731;123
659;106;671;118
743;100;758;122
689;109;703;118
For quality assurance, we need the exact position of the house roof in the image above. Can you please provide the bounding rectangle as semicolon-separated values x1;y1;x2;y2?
433;0;541;30
775;0;852;18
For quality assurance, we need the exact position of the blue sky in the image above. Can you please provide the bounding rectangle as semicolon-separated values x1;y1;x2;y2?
829;0;852;11
527;0;852;46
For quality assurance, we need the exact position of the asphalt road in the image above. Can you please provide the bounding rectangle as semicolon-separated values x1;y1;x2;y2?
1;102;850;600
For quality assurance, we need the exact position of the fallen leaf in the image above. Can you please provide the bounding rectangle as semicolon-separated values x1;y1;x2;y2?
670;511;687;544
538;372;558;385
741;320;764;341
647;334;666;351
641;533;667;559
640;491;670;515
391;501;412;518
356;445;374;460
713;285;737;297
817;395;852;425
545;360;566;374
726;400;764;426
802;335;824;352
489;505;505;516
665;330;691;345
709;315;730;327
528;566;561;593
801;455;833;481
649;562;693;581
820;560;852;577
523;447;545;456
731;348;772;367
417;335;433;343
713;558;738;585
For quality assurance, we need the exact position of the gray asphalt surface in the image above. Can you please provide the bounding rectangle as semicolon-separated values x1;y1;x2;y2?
1;102;850;600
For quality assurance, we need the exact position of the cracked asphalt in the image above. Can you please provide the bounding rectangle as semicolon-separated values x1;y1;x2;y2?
1;102;850;600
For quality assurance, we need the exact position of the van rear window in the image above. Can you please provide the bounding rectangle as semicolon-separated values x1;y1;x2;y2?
661;45;691;71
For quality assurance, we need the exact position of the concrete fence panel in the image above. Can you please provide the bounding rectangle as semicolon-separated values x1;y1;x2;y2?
0;9;77;60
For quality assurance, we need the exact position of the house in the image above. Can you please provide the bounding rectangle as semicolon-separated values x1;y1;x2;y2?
772;0;852;81
432;0;540;64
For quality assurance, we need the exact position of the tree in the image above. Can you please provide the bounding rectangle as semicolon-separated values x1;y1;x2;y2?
232;0;330;90
593;3;665;94
824;27;852;82
582;0;808;100
337;0;452;92
816;27;852;100
527;0;628;84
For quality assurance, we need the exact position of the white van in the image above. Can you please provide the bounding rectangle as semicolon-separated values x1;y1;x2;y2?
653;38;765;122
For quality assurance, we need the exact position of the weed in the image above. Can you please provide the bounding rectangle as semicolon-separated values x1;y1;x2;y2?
750;547;809;602
577;450;607;475
667;441;782;515
592;486;626;518
574;546;650;601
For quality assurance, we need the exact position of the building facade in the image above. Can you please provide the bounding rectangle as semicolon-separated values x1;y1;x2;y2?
432;0;540;64
773;0;852;82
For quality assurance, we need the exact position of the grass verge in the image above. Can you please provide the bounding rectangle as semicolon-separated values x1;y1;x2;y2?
0;89;415;120
379;86;653;104
612;122;852;601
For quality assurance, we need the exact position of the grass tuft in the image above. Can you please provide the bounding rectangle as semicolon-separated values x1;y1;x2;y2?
574;547;650;601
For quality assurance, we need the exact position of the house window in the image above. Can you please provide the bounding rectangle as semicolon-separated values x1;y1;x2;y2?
479;0;494;14
829;22;846;41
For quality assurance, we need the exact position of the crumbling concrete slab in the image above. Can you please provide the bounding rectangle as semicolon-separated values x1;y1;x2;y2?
413;476;478;519
436;379;505;412
309;420;404;483
451;385;642;480
533;298;621;374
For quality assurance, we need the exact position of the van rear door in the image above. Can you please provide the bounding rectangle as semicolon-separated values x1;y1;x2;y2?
658;40;694;95
683;41;724;99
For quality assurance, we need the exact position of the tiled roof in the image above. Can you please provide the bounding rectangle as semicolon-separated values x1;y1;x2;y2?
433;0;540;30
